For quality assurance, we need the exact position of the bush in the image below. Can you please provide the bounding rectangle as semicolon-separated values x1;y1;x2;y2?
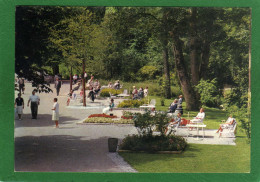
119;135;187;152
195;79;220;107
138;66;159;80
132;111;170;137
171;87;183;98
160;98;165;106
118;99;145;108
100;88;123;97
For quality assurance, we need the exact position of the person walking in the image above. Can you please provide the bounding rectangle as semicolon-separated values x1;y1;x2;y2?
51;98;59;128
54;78;62;96
18;78;25;94
15;93;24;120
27;90;40;119
73;74;78;85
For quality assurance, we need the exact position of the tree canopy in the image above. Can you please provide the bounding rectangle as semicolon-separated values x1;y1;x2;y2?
15;6;250;110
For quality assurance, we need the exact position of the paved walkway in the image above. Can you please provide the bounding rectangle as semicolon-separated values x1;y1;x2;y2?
15;83;137;172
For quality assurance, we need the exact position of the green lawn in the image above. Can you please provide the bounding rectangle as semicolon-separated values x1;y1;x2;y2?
119;96;250;173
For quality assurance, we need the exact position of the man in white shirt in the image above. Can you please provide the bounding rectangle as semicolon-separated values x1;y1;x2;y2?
27;90;40;119
52;98;59;128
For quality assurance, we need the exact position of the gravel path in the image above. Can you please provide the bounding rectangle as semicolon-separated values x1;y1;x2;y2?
15;83;137;172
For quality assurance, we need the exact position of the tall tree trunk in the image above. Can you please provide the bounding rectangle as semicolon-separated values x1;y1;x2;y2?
200;40;211;79
70;66;72;92
190;8;200;86
162;44;171;99
161;9;171;99
52;64;59;75
82;60;86;107
170;31;199;110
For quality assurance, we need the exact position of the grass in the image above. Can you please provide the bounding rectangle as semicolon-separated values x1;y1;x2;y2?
119;96;250;173
119;136;250;173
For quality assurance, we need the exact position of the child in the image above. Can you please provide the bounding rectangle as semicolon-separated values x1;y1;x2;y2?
15;93;24;120
109;99;114;111
51;98;59;128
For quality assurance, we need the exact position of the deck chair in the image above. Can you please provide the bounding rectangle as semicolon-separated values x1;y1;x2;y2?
140;99;156;110
68;94;83;105
109;92;117;99
166;122;180;135
117;89;130;97
219;120;237;138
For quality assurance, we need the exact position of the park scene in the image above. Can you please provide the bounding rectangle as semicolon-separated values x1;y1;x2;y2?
15;6;250;173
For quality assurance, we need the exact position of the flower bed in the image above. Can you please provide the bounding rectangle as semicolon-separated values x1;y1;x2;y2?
88;114;117;118
83;117;134;124
119;135;187;152
121;116;133;119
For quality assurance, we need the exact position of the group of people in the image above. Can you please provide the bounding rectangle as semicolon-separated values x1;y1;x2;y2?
14;90;40;120
86;75;101;102
15;90;60;128
168;95;183;114
107;80;121;90
72;71;88;85
132;86;148;100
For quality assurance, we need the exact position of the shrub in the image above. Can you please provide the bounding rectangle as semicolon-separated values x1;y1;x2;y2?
195;79;220;107
132;111;170;137
160;98;165;106
138;66;159;80
100;88;123;97
117;99;145;108
171;87;183;98
119;135;187;152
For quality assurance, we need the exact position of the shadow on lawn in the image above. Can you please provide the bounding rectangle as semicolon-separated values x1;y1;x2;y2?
15;114;79;128
15;135;115;172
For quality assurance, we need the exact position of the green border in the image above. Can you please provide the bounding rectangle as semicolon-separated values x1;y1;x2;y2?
0;0;259;181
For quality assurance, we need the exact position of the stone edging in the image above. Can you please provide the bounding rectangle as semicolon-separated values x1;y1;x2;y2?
118;150;182;154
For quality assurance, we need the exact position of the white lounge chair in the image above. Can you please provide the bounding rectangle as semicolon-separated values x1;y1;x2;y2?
140;99;156;110
117;89;130;97
68;94;83;105
166;122;180;135
219;121;237;138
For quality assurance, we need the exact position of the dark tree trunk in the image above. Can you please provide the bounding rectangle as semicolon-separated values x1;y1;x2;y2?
162;9;171;99
200;40;211;79
52;64;59;75
162;44;171;99
70;66;72;92
190;8;200;86
82;60;86;107
170;31;199;111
